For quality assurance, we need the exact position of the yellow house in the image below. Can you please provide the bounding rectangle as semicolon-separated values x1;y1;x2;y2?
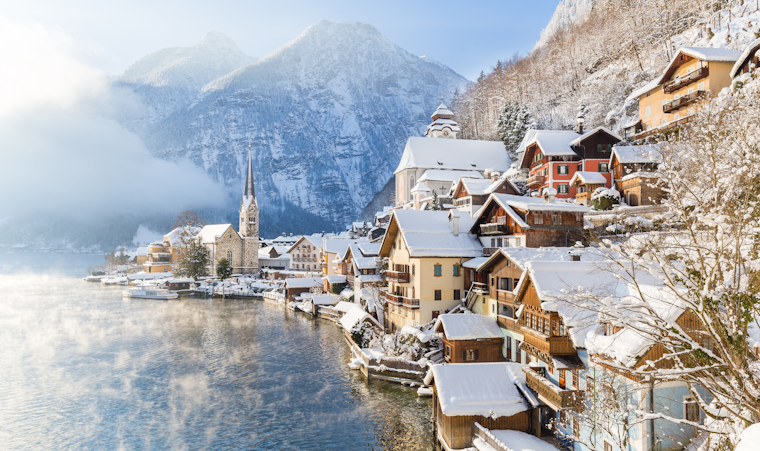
379;209;482;332
625;47;742;140
143;241;172;273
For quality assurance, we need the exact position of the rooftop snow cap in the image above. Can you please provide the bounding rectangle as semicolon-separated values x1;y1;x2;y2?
449;209;460;236
544;187;557;203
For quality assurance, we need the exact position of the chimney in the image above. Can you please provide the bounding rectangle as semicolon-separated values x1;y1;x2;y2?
544;187;557;203
570;253;581;262
282;233;286;237
491;171;500;182
449;209;460;236
576;117;584;134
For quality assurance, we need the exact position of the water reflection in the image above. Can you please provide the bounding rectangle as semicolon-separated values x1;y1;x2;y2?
0;254;435;450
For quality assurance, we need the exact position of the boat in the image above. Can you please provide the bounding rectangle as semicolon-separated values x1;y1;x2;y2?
123;287;179;300
102;276;128;286
84;275;105;282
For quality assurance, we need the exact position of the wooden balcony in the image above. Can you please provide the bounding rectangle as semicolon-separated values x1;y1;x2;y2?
523;367;585;411
523;327;576;355
631;115;694;141
335;263;347;275
496;289;514;302
386;270;410;283
576;191;591;202
383;292;419;308
663;66;708;93
480;223;507;235
496;315;521;332
526;175;545;187
663;90;704;113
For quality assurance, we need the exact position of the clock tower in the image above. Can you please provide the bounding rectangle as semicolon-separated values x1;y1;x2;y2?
239;143;259;273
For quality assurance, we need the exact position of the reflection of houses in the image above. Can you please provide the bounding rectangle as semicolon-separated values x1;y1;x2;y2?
609;145;663;206
470;193;589;253
518;126;620;199
379;209;482;331
394;103;511;208
427;362;537;450
434;314;504;363
625;47;742;140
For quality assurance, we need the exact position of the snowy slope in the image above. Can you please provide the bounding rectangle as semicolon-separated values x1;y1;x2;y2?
535;0;595;49
121;21;468;234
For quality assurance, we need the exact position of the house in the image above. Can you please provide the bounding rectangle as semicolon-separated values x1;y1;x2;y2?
569;171;609;206
427;362;536;450
132;245;149;265
283;277;323;300
198;224;247;275
143;241;173;273
286;234;321;272
323;237;362;276
625;46;743;140
731;38;760;87
434;314;504;363
451;172;521;217
258;245;290;270
379;209;482;331
417;169;483;208
518;126;622;198
609;145;664;206
394;102;511;207
470;193;589;252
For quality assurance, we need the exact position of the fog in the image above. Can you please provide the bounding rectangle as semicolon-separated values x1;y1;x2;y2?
0;15;226;220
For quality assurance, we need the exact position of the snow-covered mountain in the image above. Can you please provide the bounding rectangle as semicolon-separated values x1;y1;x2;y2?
535;0;595;49
119;21;468;235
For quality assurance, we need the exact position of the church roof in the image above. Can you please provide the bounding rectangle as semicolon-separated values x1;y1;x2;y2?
395;137;510;174
242;148;257;209
431;103;454;118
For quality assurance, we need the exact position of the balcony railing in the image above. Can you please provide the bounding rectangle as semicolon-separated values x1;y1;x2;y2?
523;367;584;411
523;327;576;355
480;223;506;235
576;191;591;201
663;90;705;113
383;292;419;308
663;66;708;93
526;175;545;187
496;314;521;332
385;270;410;283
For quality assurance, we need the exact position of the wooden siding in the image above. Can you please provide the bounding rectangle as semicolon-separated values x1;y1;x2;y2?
443;337;504;363
575;130;619;160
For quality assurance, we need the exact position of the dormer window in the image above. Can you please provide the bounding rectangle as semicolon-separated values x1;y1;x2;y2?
437;161;443;165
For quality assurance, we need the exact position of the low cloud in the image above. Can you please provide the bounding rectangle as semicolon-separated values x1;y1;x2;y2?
0;15;226;219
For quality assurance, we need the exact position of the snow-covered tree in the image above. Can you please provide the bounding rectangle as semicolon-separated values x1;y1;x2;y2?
496;100;534;156
430;190;441;210
176;238;210;281
216;257;232;281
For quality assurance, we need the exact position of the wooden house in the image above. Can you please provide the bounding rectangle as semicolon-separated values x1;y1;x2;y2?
609;145;664;206
518;126;621;199
625;47;743;140
569;171;608;206
470;193;589;253
434;314;504;363
731;38;760;86
426;362;536;450
451;172;521;217
283;277;323;300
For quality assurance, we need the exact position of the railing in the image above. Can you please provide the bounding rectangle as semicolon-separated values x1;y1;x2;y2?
472;422;512;451
663;66;708;93
576;191;591;201
496;289;514;302
632;114;694;141
464;282;488;309
385;270;410;283
480;223;505;235
523;367;584;410
663;90;704;113
526;175;545;186
496;314;520;332
383;292;419;308
523;327;576;355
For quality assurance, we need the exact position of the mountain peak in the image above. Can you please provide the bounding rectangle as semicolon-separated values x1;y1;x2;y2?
196;31;240;50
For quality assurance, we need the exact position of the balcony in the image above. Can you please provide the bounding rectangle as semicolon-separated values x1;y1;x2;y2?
480;223;507;235
526;175;545;187
523;367;584;411
523;327;576;356
663;90;705;113
496;315;520;332
335;263;347;275
383;292;419;308
663;66;708;93
386;270;410;283
496;289;514;302
576;191;591;202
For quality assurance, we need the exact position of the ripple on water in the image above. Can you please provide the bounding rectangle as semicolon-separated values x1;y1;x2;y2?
0;254;436;450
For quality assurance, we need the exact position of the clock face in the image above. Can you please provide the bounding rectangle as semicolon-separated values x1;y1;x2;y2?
443;130;449;136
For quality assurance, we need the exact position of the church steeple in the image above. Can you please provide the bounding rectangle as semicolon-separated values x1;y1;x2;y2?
244;141;255;198
425;98;460;139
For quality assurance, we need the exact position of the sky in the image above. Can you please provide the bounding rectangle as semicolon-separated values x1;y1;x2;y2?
0;0;559;81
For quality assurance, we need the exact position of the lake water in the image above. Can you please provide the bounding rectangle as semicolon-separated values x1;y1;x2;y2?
0;254;435;450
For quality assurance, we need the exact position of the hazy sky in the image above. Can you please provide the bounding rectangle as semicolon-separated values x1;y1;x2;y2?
1;0;559;80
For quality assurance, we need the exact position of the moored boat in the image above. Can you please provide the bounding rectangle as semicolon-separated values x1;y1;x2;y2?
123;287;178;300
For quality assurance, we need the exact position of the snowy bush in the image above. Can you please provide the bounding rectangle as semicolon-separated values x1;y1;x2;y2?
350;321;381;349
591;187;620;211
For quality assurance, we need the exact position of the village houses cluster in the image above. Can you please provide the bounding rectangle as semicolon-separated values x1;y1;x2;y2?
124;39;760;451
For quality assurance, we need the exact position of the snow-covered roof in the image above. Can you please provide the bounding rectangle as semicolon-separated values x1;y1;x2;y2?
357;243;381;256
731;38;760;78
284;277;323;289
394;137;511;174
482;193;589;229
135;245;149;256
323;275;346;284
621;172;659;182
198;224;234;244
457;177;496;196
569;126;622;146
528;130;580;156
410;181;431;194
515;129;538;156
611;145;662;164
387;209;482;258
430;362;529;417
570;171;608;185
306;294;340;305
462;256;489;269
485;430;559;451
339;305;380;331
654;46;743;86
334;301;356;313
164;226;201;246
435;314;504;340
626;78;660;101
419;169;483;183
323;238;358;256
483;246;607;271
431;102;454;118
354;257;379;270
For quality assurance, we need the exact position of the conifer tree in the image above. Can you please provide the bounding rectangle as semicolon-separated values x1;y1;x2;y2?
496;101;533;156
176;239;210;281
216;258;232;281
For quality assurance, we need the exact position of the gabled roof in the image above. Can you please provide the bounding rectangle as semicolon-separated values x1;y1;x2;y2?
357;242;381;257
198;224;236;244
394;137;511;174
431;103;454;118
284;277;323;289
285;234;322;254
518;130;580;167
569;126;622;146
478;246;606;272
434;313;503;340
323;237;360;256
419;169;483;183
570;171;608;185
471;193;589;232
626;78;660;101
410;181;432;195
610;145;662;165
731;38;760;78
380;209;482;258
655;46;743;86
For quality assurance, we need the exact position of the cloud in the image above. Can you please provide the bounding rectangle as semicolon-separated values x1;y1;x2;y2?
0;15;226;219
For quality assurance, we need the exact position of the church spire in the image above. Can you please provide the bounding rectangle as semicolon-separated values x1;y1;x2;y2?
244;140;255;198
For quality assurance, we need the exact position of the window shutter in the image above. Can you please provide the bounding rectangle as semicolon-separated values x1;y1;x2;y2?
597;144;601;152
598;163;603;172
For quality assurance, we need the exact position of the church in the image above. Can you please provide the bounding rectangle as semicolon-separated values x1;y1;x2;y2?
197;148;260;275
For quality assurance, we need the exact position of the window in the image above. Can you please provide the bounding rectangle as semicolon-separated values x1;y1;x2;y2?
491;303;495;313
434;265;442;276
598;163;609;173
558;165;568;175
464;349;478;361
412;265;415;275
446;345;451;357
497;238;503;247
661;118;668;125
499;278;513;291
506;336;512;360
698;82;705;91
454;289;461;300
490;238;496;247
559;370;567;389
534;213;543;225
645;106;651;116
577;163;582;171
553;214;562;225
684;396;700;422
434;290;442;300
604;441;613;451
543;167;548;176
572;370;579;388
662;98;670;106
453;265;460;276
558;184;569;194
491;277;494;287
227;251;233;260
688;87;694;94
515;237;521;247
674;113;680;120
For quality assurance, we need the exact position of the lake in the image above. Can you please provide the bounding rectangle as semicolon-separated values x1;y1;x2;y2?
0;253;435;450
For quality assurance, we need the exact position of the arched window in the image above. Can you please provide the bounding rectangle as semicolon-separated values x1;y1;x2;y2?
227;251;233;260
